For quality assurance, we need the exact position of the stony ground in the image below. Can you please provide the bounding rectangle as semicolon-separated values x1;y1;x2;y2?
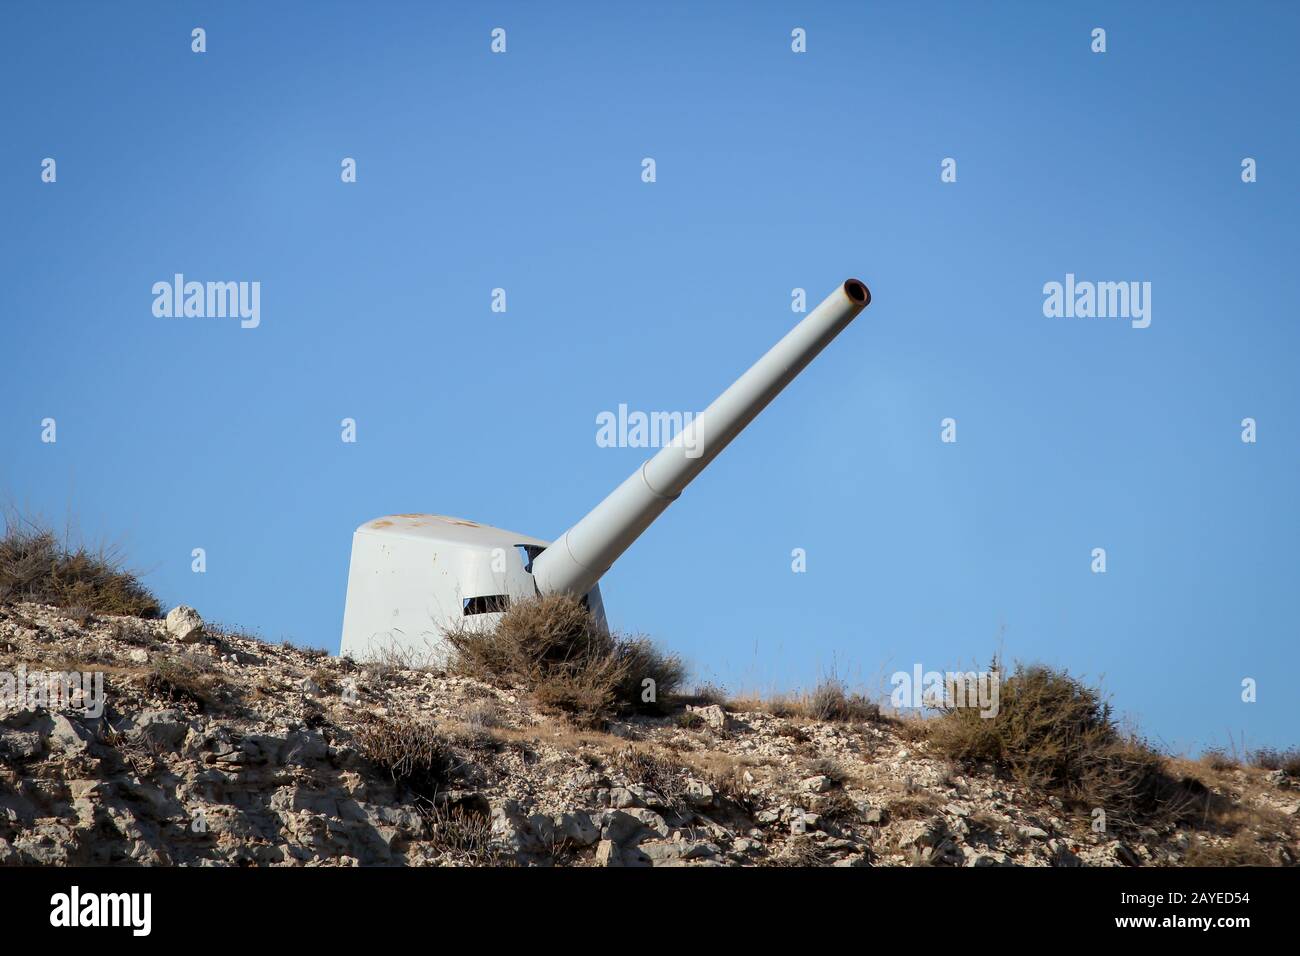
1;601;1296;867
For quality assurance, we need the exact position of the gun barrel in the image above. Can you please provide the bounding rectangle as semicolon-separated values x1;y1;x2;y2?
531;278;871;599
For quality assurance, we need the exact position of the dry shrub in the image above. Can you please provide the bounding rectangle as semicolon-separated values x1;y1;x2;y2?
308;666;340;694
423;802;504;865
109;619;155;647
806;756;848;785
364;639;443;677
739;679;879;723
892;714;934;743
675;710;707;730
929;662;1207;831
1250;747;1300;777
682;682;728;706
809;790;858;820
808;678;879;722
448;594;606;677
533;666;624;728
446;594;682;726
451;713;504;753
1200;748;1239;772
887;793;943;821
766;836;833;867
355;716;454;802
0;516;160;617
142;654;222;710
617;636;686;715
610;745;688;805
463;700;500;731
675;749;756;803
759;694;800;719
1183;832;1279;867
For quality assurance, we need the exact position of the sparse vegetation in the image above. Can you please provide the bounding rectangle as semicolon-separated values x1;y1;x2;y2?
355;715;455;803
767;836;833;867
808;678;879;722
0;515;160;617
886;792;943;820
103;724;164;779
445;594;683;727
1250;747;1300;777
308;666;340;695
1183;832;1279;867
809;790;858;820
684;682;727;706
609;744;688;806
1200;748;1238;772
929;662;1209;831
362;638;444;677
734;677;880;723
3;560;1296;868
806;756;848;785
422;801;504;865
451;700;505;751
675;710;706;730
463;700;500;730
142;654;222;710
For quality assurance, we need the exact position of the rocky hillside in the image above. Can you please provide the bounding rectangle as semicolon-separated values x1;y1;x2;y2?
1;601;1296;867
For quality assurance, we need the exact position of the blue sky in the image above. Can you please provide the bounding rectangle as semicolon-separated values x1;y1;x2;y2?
3;2;1296;754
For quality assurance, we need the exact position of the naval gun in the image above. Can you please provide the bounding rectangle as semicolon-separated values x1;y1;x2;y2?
339;278;871;660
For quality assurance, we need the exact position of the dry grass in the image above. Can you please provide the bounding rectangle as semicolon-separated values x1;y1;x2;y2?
807;678;880;722
929;662;1210;831
447;700;505;751
609;744;689;806
729;678;879;723
421;801;504;865
1250;747;1300;777
675;710;707;730
808;790;858;820
141;654;225;711
805;756;848;785
1183;832;1279;867
1200;748;1239;772
362;639;444;677
103;724;165;778
308;666;340;694
886;792;944;821
354;715;454;803
445;594;683;727
680;682;728;706
891;713;935;743
766;836;834;867
0;515;160;617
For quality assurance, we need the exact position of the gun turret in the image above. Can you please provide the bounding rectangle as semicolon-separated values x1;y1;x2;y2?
339;279;870;660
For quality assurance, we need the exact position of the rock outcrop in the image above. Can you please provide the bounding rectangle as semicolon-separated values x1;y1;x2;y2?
0;602;1295;867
